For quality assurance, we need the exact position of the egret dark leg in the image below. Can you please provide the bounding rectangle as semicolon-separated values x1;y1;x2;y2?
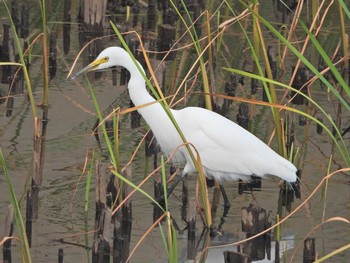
166;173;183;197
219;184;231;217
155;173;183;203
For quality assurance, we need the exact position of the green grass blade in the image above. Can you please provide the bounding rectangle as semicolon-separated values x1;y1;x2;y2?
298;20;350;97
338;0;350;20
0;149;32;263
84;150;94;220
161;156;169;212
171;223;178;263
170;0;212;110
158;223;169;257
2;0;37;118
110;170;165;211
113;110;120;172
223;0;285;155
314;243;350;262
239;1;350;112
85;76;117;168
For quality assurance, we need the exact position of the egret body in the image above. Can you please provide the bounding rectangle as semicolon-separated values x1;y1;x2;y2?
73;47;297;205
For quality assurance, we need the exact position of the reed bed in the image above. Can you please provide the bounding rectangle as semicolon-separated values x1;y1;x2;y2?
1;0;349;262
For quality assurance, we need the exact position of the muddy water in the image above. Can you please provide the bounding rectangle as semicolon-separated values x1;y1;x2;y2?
1;1;350;262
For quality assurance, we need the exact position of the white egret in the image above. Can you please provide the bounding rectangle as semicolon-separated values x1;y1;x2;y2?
73;47;297;211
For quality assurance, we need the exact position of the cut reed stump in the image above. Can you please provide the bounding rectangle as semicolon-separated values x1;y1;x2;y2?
152;145;165;222
132;1;140;27
25;190;33;247
303;238;316;263
58;248;64;263
49;32;57;80
20;3;29;38
147;0;156;31
92;162;111;262
238;176;261;195
78;0;106;79
290;67;312;105
130;101;141;129
3;205;14;263
63;0;71;54
113;167;133;262
187;196;196;260
157;24;176;60
26;117;42;247
1;24;11;84
223;251;250;263
153;170;163;222
181;173;188;221
239;203;271;261
1;24;25;117
145;130;157;158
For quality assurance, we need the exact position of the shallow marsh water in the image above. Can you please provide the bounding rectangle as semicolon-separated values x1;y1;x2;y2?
1;1;350;262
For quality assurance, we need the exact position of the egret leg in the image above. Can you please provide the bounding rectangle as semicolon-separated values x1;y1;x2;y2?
155;174;183;204
219;184;231;217
166;174;183;197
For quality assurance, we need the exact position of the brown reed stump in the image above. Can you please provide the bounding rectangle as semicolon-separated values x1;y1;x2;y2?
223;251;250;263
241;203;268;234
20;3;29;38
58;248;63;263
1;25;25;117
25;118;42;247
152;146;166;222
303;238;316;263
78;0;106;79
157;24;176;60
63;0;71;54
181;173;188;221
240;203;271;261
236;102;250;131
92;162;111;262
3;205;14;263
145;130;157;158
278;182;295;212
32;117;41;214
49;32;57;80
25;190;33;247
153;170;164;222
147;0;156;31
263;46;277;102
130;100;141;129
132;0;140;27
121;168;132;262
316;118;323;134
187;196;196;260
275;240;280;263
1;24;11;84
10;0;20;32
113;168;132;263
290;67;312;105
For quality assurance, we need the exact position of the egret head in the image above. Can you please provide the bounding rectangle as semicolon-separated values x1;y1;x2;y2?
71;47;132;79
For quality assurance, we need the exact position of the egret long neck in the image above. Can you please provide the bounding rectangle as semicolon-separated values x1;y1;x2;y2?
123;56;173;144
122;58;156;107
128;75;156;107
121;51;186;164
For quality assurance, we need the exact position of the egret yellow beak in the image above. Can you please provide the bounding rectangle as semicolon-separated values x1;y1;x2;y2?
71;57;107;79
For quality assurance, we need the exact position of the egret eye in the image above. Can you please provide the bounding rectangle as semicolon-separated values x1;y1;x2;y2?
104;56;109;61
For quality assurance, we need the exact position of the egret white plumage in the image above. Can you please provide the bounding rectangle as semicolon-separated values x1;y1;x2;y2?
73;46;297;210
